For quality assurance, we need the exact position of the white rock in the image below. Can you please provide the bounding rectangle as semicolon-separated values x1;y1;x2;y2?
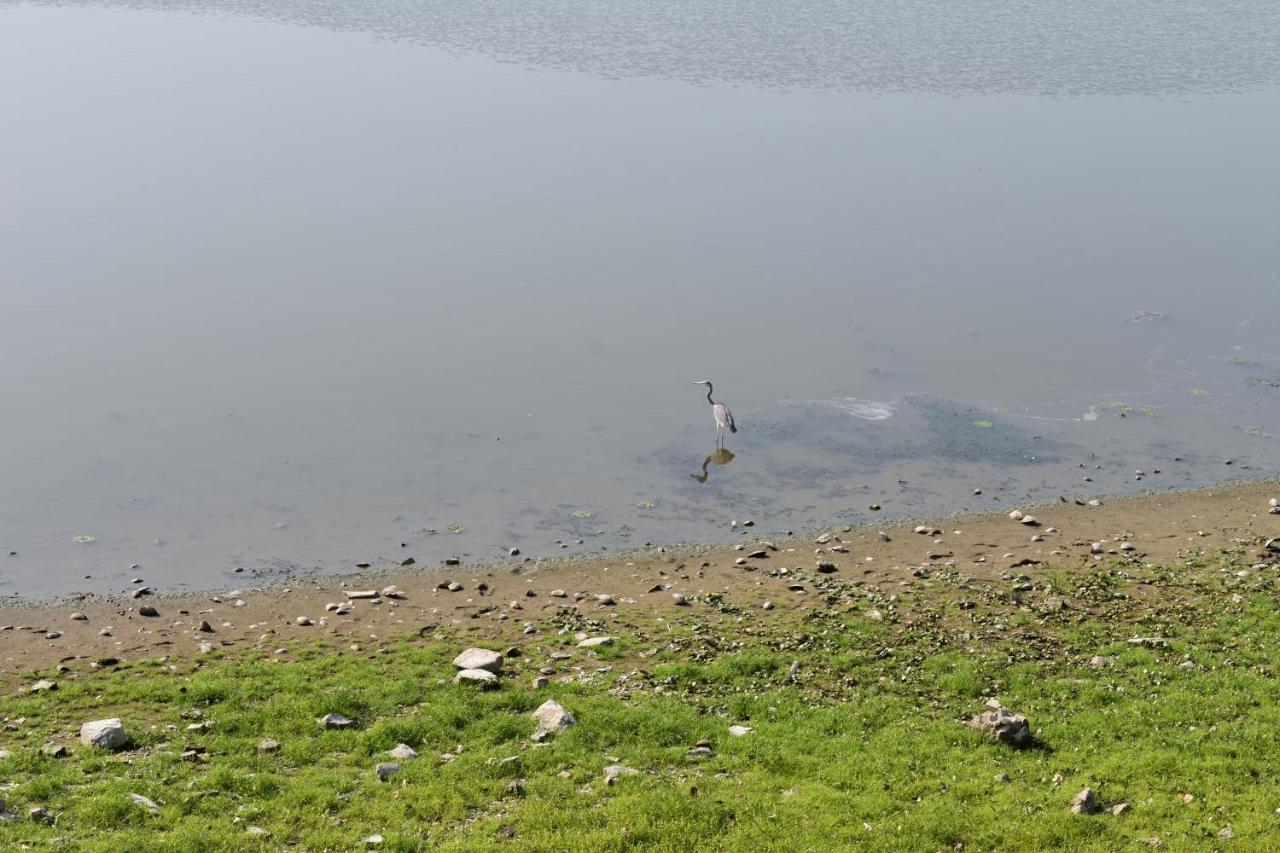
603;764;639;785
532;700;575;735
1019;516;1039;526
80;718;127;750
128;793;160;810
454;668;499;686
452;648;504;673
577;636;616;648
388;743;419;760
728;725;752;736
1069;787;1101;814
345;590;379;599
318;713;354;729
1008;510;1024;521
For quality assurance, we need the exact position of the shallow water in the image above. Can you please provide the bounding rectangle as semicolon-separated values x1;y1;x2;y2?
2;2;1278;597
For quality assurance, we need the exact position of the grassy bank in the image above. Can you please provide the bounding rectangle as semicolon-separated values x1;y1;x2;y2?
3;539;1279;849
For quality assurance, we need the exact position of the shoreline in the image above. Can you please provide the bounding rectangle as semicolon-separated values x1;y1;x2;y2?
2;478;1276;678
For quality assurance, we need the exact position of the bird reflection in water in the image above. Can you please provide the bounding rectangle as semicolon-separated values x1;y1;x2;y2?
691;447;735;483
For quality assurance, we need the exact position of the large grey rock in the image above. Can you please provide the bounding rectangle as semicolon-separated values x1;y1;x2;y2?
388;743;419;760
454;668;499;686
577;636;616;648
452;648;504;674
967;699;1033;748
129;793;160;811
80;718;127;750
318;713;354;729
1070;788;1101;814
29;806;56;825
603;764;639;785
375;762;401;781
532;700;575;736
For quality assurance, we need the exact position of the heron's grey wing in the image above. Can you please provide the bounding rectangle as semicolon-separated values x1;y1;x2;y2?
723;404;737;433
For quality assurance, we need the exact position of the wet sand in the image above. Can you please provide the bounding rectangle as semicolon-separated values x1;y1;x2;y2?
2;480;1276;681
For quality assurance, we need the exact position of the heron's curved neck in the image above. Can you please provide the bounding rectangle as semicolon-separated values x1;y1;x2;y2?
704;384;715;405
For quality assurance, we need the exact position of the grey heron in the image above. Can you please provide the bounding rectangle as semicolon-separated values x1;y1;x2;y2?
692;380;736;446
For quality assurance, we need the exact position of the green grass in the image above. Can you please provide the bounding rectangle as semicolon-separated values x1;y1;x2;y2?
3;550;1280;850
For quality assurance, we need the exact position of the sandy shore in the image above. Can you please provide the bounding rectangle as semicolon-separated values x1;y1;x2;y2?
2;480;1276;680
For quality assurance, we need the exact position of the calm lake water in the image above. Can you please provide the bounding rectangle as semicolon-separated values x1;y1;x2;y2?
2;1;1278;597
